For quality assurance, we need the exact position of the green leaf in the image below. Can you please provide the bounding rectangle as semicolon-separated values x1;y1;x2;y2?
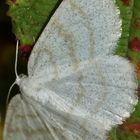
115;0;134;57
110;127;140;140
7;0;61;45
110;0;140;139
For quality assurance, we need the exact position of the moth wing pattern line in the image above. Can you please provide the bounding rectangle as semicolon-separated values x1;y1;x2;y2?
4;0;138;140
28;0;121;78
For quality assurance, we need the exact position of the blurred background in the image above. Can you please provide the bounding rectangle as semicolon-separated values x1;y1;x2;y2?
0;0;27;139
0;0;16;138
0;0;15;120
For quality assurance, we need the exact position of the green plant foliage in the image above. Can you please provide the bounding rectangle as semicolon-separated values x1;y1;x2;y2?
7;0;140;139
110;127;140;140
115;0;134;57
7;0;61;45
111;0;140;139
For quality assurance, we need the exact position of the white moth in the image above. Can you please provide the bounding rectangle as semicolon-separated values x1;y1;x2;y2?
4;0;138;140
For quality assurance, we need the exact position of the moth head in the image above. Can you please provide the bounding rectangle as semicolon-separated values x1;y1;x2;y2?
15;74;27;85
15;74;30;94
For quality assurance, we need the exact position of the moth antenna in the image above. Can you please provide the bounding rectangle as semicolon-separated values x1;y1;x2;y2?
6;81;16;107
6;40;19;107
15;40;19;79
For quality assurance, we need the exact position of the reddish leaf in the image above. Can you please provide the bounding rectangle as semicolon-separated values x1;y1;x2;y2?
19;45;33;60
9;0;16;4
121;0;131;6
121;123;140;135
134;18;140;30
129;37;140;52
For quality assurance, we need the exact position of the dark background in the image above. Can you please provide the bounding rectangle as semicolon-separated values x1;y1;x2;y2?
0;0;15;121
0;1;27;138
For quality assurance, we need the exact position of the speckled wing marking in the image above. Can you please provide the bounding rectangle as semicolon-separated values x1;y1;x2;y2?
4;95;84;140
4;56;138;140
4;95;55;140
26;56;137;131
4;0;138;140
28;0;121;77
4;95;107;140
